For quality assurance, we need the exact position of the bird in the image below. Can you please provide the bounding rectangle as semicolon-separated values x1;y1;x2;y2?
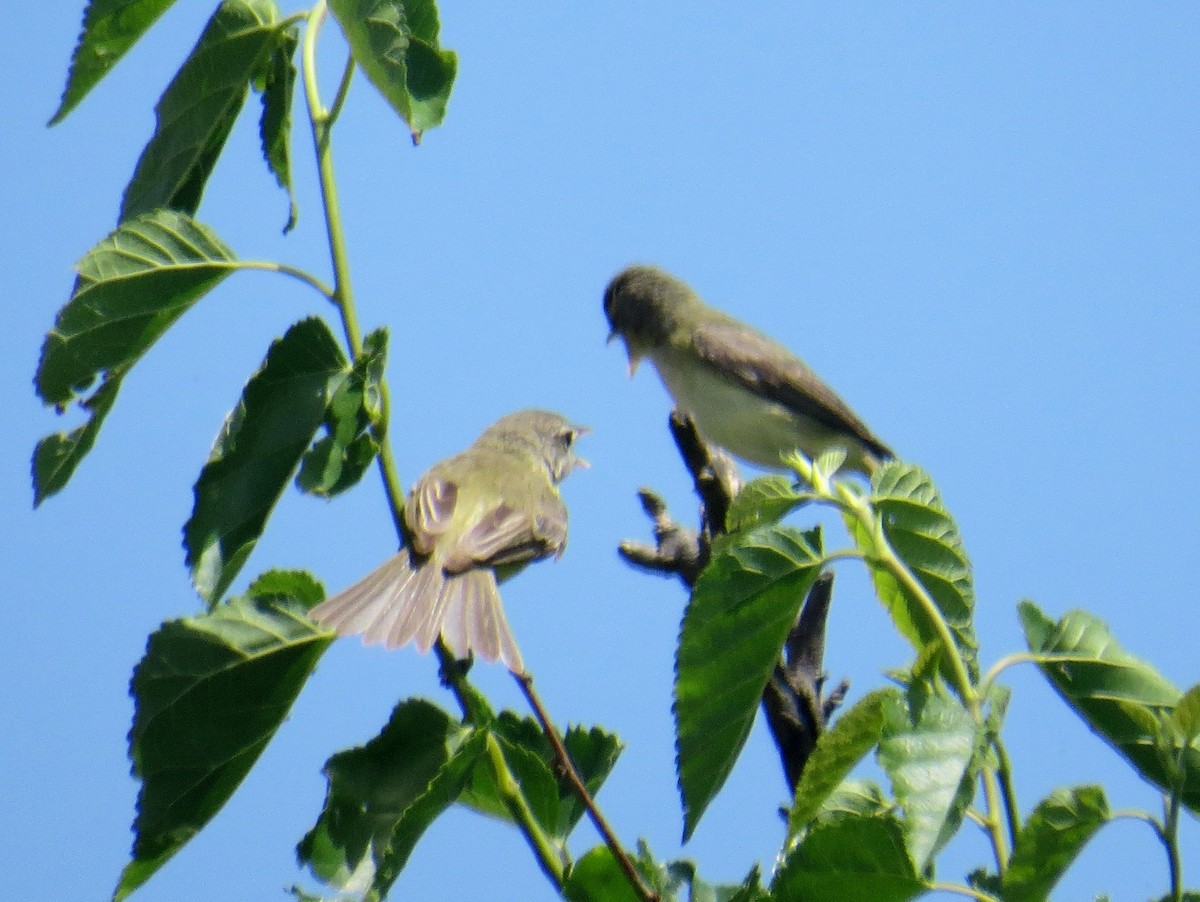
603;265;892;475
309;409;587;673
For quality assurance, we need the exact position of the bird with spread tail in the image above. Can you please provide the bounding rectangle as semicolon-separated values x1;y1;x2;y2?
603;265;892;475
310;409;587;674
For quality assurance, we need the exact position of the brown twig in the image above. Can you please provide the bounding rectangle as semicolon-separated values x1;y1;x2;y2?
513;672;659;902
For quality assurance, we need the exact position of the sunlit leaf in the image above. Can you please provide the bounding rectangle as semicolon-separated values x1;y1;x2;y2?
1000;785;1109;902
847;461;978;679
34;211;236;502
877;685;979;870
116;579;332;901
772;810;924;902
328;0;458;142
1020;602;1200;814
676;525;822;840
185;318;351;605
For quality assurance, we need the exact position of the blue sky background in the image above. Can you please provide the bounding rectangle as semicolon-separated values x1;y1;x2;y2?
4;3;1198;900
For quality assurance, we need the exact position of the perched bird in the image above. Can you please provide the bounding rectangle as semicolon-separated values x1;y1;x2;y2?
603;265;892;475
310;409;587;673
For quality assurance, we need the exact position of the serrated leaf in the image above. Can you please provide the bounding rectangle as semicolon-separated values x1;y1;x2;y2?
725;475;805;534
459;712;622;840
877;686;979;871
328;0;458;141
257;25;299;232
1000;785;1109;902
33;211;237;502
1019;602;1200;814
51;0;179;124
297;328;387;498
676;524;823;840
788;689;896;836
246;568;326;608
817;780;895;820
772;810;925;902
120;0;290;222
849;461;978;679
297;699;480;896
116;586;333;901
185;318;351;605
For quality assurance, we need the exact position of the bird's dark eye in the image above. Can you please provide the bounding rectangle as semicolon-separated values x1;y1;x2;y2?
558;429;575;449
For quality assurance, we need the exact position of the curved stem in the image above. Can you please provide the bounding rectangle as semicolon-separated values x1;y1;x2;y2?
236;260;335;301
515;672;659;902
326;53;355;132
993;736;1020;850
1111;810;1178;900
978;653;1039;698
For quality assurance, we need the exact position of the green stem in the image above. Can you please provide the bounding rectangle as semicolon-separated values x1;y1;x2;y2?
236;260;335;301
483;733;567;889
326;53;355;133
1164;791;1183;901
993;737;1020;851
1112;810;1178;900
302;1;405;535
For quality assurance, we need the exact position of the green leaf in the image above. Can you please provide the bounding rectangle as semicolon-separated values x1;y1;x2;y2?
297;700;482;896
877;685;979;871
564;846;645;902
788;689;896;835
32;376;121;506
1019;602;1200;814
850;461;978;678
245;568;326;608
120;0;291;222
328;0;458;142
459;712;622;839
817;780;896;820
116;584;333;901
33;211;237;502
257;25;299;232
676;524;823;840
50;0;179;124
296;328;387;498
185;318;351;605
725;475;806;534
1171;683;1200;745
1000;785;1109;902
772;810;925;902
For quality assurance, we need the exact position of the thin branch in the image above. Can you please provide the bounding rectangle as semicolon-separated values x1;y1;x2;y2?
483;733;567;889
514;672;659;902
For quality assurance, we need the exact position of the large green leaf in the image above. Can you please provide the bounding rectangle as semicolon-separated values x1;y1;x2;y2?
33;211;237;504
257;26;299;232
876;685;979;871
296;328;387;498
116;572;332;901
848;461;978;678
1020;602;1200;814
50;0;180;124
459;712;622;841
788;689;896;836
676;524;823;840
328;0;458;142
772;810;925;902
185;317;351;605
297;699;483;898
120;0;290;222
1000;785;1109;902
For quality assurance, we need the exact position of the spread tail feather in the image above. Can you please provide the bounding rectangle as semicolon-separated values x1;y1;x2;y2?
310;550;524;672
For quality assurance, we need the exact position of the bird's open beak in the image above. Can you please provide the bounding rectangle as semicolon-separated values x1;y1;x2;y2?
606;330;641;377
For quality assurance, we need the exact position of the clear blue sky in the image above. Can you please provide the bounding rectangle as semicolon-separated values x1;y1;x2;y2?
4;3;1198;901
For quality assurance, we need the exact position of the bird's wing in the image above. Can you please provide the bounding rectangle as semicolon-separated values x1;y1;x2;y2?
441;493;568;574
405;473;459;555
691;320;893;459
